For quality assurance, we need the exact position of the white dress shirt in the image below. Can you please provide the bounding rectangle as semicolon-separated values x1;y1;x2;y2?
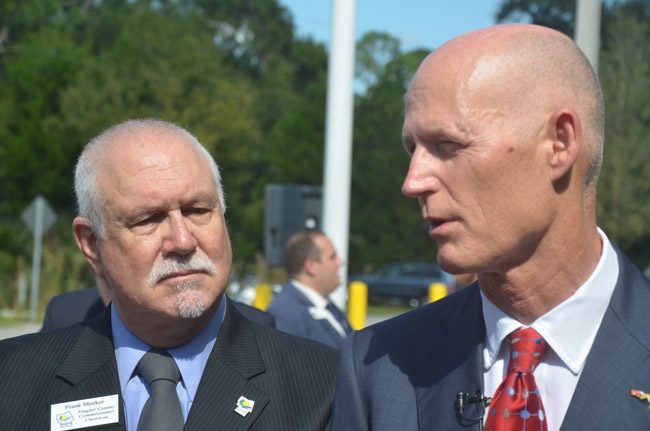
291;280;347;337
481;228;619;431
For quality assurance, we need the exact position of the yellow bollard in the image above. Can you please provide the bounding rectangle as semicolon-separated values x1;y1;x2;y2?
253;283;273;311
428;282;448;303
348;281;368;330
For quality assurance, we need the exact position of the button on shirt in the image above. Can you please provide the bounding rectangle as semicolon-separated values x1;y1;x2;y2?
291;280;348;338
482;228;619;431
112;298;226;431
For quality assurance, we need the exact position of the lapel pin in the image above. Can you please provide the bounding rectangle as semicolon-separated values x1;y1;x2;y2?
235;396;255;417
630;389;650;411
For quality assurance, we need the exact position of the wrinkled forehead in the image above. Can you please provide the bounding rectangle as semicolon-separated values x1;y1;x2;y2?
406;43;536;125
106;126;196;164
404;50;479;128
97;129;212;191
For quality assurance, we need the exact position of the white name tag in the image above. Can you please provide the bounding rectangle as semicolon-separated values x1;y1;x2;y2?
51;394;120;431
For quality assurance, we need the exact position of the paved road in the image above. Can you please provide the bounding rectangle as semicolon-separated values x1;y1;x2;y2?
0;311;403;341
0;322;41;340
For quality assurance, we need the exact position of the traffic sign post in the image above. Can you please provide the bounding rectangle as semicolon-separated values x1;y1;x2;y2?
21;195;57;322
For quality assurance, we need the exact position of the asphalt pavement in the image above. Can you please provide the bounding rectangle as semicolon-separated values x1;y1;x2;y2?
0;321;41;340
0;311;401;341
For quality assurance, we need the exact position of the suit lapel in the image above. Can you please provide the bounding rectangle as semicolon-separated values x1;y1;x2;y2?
416;285;486;430
185;299;270;431
53;308;125;430
561;250;650;429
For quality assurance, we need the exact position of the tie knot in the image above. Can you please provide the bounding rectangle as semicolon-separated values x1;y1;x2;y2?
507;328;547;373
137;349;180;385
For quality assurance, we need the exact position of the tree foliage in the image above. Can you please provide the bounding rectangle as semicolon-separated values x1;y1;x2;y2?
0;0;328;303
597;11;650;266
350;33;433;271
0;0;648;310
496;0;650;46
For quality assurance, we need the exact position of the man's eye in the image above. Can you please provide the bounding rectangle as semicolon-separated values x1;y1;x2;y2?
435;141;461;156
134;213;164;226
185;207;210;216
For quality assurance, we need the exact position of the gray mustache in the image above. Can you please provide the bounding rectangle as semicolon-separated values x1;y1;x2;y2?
148;255;217;286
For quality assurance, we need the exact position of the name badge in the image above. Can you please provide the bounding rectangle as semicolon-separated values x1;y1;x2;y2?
51;394;119;431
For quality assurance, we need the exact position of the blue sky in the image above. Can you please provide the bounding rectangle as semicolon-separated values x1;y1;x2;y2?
277;0;505;51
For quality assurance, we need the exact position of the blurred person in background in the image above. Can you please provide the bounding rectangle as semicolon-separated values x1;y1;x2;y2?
267;229;352;348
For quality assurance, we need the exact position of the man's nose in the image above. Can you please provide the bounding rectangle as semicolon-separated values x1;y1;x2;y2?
402;148;441;197
162;213;198;256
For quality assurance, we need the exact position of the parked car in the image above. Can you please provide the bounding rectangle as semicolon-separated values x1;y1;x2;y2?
349;262;454;307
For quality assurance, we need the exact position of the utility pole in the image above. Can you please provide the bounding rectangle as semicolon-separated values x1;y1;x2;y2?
575;0;602;70
322;0;356;308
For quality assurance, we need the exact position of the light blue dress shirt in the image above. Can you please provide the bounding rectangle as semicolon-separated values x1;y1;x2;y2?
112;298;226;431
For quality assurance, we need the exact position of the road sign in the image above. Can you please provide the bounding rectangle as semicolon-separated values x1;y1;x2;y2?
21;195;57;235
21;195;57;322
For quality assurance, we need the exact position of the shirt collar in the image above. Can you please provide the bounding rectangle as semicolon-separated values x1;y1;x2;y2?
482;228;619;374
112;296;226;402
291;279;328;309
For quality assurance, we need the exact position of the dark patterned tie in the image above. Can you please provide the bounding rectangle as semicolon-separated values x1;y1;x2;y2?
326;302;353;335
136;350;184;431
486;328;548;431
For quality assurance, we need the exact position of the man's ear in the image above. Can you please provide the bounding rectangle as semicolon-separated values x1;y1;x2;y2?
72;216;102;275
303;257;318;277
547;109;582;182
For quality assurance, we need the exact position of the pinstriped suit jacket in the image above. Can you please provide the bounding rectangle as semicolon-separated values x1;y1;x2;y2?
332;248;650;430
0;298;339;430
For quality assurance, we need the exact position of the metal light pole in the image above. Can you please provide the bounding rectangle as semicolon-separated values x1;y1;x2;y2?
575;0;602;71
322;0;356;309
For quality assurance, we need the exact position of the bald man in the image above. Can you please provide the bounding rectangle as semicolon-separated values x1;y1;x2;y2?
331;24;650;430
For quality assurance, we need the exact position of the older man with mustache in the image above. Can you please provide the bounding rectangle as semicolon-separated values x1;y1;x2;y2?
0;119;338;430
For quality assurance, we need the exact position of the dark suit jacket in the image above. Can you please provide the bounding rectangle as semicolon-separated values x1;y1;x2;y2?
1;298;338;430
331;249;650;430
41;288;275;331
41;287;106;331
267;283;347;349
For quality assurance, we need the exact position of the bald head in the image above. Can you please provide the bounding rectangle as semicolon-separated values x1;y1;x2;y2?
75;119;225;237
408;24;604;190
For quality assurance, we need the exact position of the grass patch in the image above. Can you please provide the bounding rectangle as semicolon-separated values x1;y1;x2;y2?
0;309;32;327
367;304;413;317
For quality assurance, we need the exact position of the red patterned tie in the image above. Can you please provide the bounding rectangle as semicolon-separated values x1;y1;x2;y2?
486;327;548;431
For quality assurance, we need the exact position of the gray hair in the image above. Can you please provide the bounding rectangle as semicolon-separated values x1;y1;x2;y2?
74;119;226;238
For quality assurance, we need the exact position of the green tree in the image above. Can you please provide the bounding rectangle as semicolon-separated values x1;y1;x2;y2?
350;39;433;272
597;11;650;266
496;0;650;44
0;0;334;308
355;31;401;90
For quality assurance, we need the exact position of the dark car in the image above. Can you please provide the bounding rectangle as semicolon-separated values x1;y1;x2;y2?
349;262;454;307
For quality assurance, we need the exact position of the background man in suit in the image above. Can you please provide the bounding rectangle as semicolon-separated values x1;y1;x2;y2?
41;278;275;331
267;229;352;348
0;119;338;430
41;278;111;331
332;24;650;430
